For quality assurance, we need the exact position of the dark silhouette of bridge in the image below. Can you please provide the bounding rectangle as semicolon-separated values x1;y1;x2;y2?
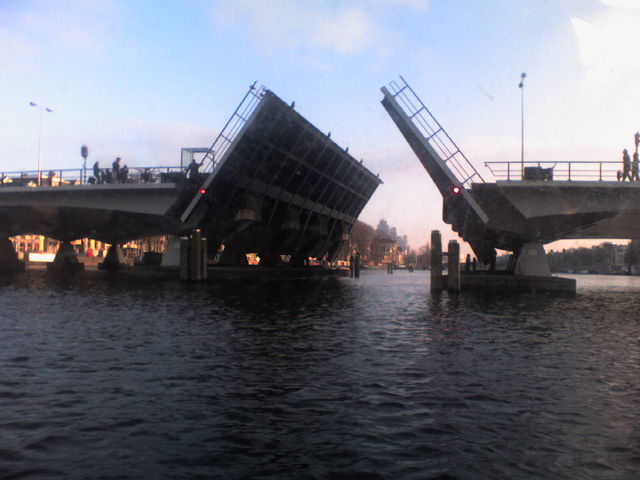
381;76;640;277
0;85;381;270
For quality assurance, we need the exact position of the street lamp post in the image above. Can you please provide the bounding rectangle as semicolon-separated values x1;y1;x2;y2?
29;101;53;186
518;73;526;180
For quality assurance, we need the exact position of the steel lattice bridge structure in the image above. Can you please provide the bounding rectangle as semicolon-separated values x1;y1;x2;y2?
381;76;639;276
0;84;381;268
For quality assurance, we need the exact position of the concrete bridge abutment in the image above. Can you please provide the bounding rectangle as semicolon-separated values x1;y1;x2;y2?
514;242;551;277
99;245;129;270
218;250;248;266
289;253;308;268
0;237;25;272
47;241;84;271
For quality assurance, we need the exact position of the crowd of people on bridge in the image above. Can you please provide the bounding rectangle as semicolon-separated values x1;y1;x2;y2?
0;156;203;188
91;157;133;184
619;132;640;181
89;157;202;185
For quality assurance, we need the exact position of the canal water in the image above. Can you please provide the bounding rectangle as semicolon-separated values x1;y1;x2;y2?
0;270;638;479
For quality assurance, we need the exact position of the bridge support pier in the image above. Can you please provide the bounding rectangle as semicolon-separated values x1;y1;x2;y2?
218;250;248;266
258;252;283;267
514;242;551;277
0;237;25;272
47;241;84;271
99;245;129;270
180;230;207;281
161;237;181;268
289;253;308;268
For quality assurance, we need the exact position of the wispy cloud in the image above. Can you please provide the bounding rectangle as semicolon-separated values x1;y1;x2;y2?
6;0;120;55
571;16;637;86
600;0;640;8
568;9;640;143
211;0;427;59
0;27;37;74
311;8;376;55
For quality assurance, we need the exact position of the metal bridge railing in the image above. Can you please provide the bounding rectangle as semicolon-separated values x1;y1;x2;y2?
195;82;266;174
0;166;183;187
386;75;485;188
485;161;623;182
179;83;268;223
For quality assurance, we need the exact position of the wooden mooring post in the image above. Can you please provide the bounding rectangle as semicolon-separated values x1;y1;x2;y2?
350;252;361;278
180;229;208;281
430;230;443;292
447;240;460;293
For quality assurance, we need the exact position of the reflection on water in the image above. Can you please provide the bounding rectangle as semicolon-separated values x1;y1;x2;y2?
0;270;638;479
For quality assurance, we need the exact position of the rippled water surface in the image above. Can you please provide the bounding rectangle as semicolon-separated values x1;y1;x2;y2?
0;270;639;479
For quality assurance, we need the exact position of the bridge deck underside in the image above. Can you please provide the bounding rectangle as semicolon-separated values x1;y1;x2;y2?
0;184;189;243
197;91;381;259
472;182;640;249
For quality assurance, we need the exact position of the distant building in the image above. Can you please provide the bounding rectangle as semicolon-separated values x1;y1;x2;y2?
610;245;626;269
397;234;408;251
376;219;390;237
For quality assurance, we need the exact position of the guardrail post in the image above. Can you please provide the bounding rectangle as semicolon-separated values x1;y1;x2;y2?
568;163;572;181
599;162;602;181
507;162;510;180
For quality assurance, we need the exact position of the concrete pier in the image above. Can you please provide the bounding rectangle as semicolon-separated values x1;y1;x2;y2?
218;250;248;266
99;244;129;270
0;237;24;272
451;272;576;294
47;241;84;271
288;254;307;268
258;252;283;267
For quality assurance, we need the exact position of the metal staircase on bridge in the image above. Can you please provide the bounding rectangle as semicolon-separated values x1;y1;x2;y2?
380;76;494;262
181;83;266;223
384;75;485;188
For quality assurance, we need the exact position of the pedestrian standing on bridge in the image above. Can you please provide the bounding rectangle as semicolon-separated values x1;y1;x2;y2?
622;149;631;181
92;161;101;184
141;168;152;183
121;164;129;183
112;157;121;183
633;152;639;182
188;158;200;179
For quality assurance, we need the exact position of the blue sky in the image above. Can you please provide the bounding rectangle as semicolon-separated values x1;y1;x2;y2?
2;0;639;251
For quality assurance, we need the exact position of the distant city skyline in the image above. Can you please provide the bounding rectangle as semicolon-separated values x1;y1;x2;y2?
2;0;638;254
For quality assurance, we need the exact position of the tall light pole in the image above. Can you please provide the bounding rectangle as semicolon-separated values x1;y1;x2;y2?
29;101;53;186
518;72;526;180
